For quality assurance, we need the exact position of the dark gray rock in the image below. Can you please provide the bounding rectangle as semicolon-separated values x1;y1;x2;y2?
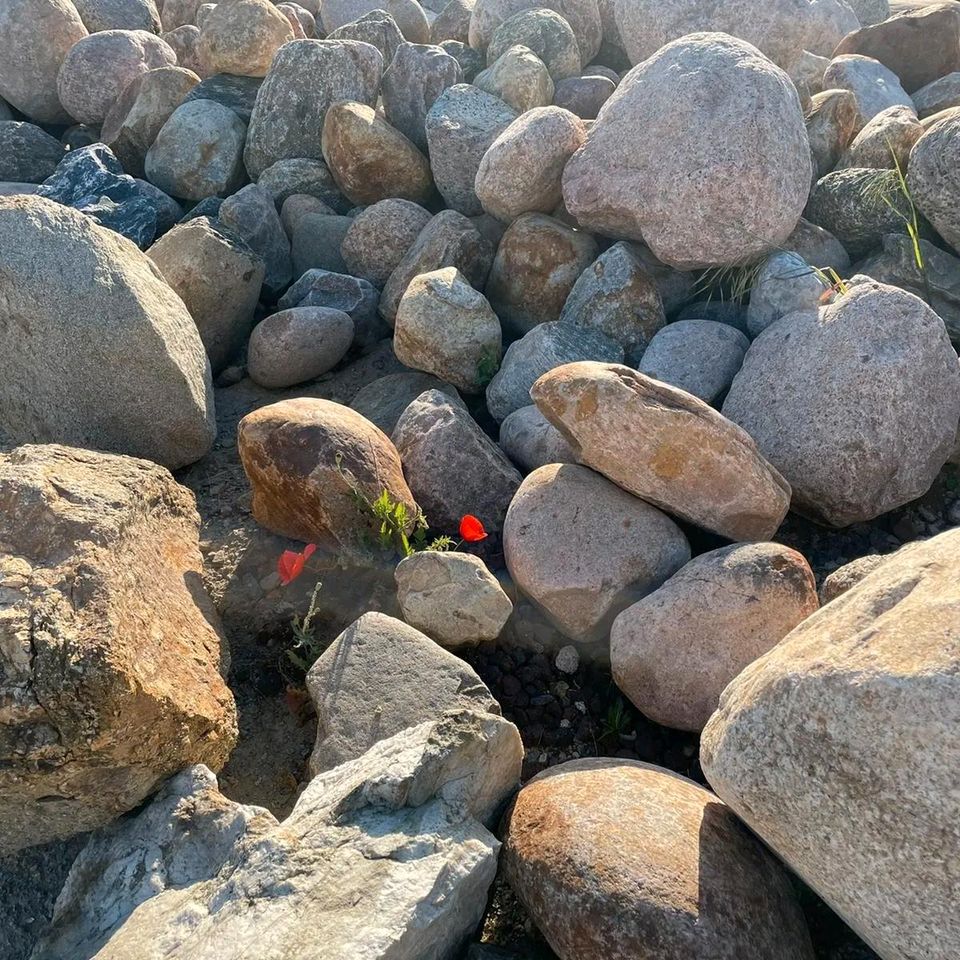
243;38;383;179
218;183;292;291
278;268;387;349
0;122;65;183
183;72;262;122
72;0;161;33
180;195;222;221
256;157;347;211
75;193;158;248
290;212;352;276
134;178;182;234
382;42;463;152
351;372;460;433
552;73;615;118
439;40;484;81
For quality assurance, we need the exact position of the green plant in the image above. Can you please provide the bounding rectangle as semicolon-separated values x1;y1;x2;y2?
693;260;765;304
600;697;633;742
476;349;499;387
286;579;325;673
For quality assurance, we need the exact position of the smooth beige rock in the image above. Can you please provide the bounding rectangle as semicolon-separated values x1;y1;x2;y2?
237;398;418;552
819;553;885;604
533;362;792;541
474;105;586;222
321;100;434;205
0;0;88;124
701;528;960;960
396;550;513;647
723;281;960;527
0;444;237;854
394;267;502;393
198;0;295;77
503;759;816;960
0;196;215;469
611;543;818;732
148;216;265;373
504;463;690;644
562;33;811;269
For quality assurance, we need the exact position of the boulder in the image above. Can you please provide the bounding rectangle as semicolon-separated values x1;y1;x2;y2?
321;100;434;205
822;54;915;132
57;29;177;125
562;33;811;269
533;362;792;540
425;83;517;215
394;267;503;393
33;710;521;960
147;216;265;372
913;71;960;118
325;9;405;66
701;528;960;960
486;212;598;338
0;0;88;124
184;71;263;122
819;552;885;603
440;38;485;79
0;122;65;183
218;183;292;291
486;321;623;423
238;398;418;551
278;267;384;349
432;0;473;43
486;8;581;81
341;198;433;286
474;105;586;222
392;390;523;537
247;307;355;388
307;611;504;771
805;166;914;259
380;209;494;323
833;2;960;94
558;240;665;359
638;320;749;404
613;0;854;69
197;0;294;77
0;444;236;854
746;250;826;337
503;759;815;960
837;103;923;170
319;0;431;42
474;45;555;113
722;280;960;526
552;73;615;118
504;463;690;644
0;196;215;468
907;112;960;254
498;404;577;472
785;217;851;273
257;156;345;210
806;87;860;178
243;38;383;179
351;372;460;433
291;212;353;275
160;24;205;75
469;0;601;62
395;551;514;647
102;65;201;179
611;543;818;731
382;41;464;152
846;0;888;25
144;99;247;200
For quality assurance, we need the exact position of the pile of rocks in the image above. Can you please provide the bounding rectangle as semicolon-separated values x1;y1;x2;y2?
2;0;960;958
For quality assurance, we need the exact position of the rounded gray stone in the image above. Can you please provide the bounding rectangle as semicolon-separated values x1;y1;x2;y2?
0;122;65;184
341;198;433;286
498;403;577;472
72;0;161;32
486;7;582;80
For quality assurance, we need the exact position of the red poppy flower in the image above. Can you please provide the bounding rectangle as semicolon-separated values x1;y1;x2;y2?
459;515;487;542
278;543;317;585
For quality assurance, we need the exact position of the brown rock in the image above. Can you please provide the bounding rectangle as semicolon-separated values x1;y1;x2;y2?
237;397;418;552
0;444;237;854
503;463;690;644
532;362;792;541
321;100;434;206
806;87;861;177
502;759;816;960
701;527;960;960
611;543;819;732
198;0;295;77
833;2;960;94
486;212;598;338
